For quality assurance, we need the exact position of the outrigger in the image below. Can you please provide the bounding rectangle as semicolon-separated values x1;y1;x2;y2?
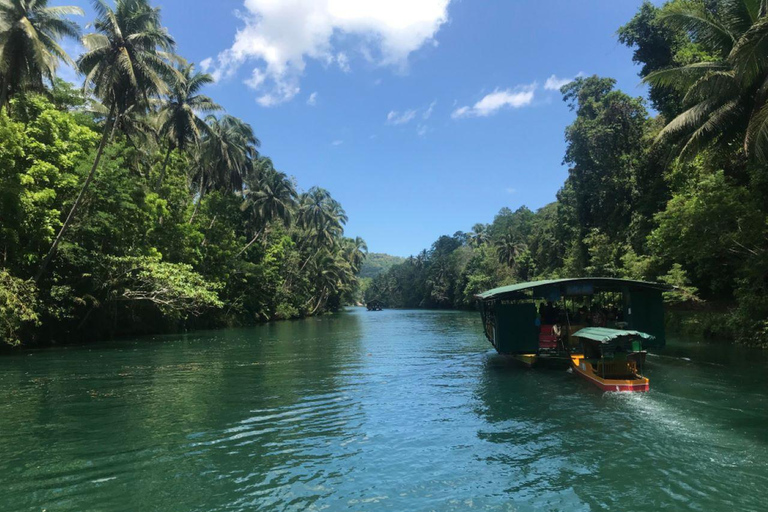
476;278;669;392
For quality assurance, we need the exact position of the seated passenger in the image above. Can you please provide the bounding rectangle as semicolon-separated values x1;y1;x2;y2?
544;301;557;324
592;308;606;327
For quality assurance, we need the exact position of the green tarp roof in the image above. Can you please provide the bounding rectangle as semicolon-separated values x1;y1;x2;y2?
476;277;670;301
572;327;655;344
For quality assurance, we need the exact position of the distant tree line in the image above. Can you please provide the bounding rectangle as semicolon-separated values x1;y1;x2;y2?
0;0;367;346
366;0;768;347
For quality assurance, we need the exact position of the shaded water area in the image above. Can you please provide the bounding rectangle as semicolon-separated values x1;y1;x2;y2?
2;309;768;511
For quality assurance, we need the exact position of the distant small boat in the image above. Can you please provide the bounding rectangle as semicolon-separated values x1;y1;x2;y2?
570;327;652;392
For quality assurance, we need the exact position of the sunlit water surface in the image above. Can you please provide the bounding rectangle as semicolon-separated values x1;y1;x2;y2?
2;308;768;511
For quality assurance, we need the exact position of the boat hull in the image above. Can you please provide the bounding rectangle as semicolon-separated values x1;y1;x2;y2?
570;355;649;392
509;353;572;369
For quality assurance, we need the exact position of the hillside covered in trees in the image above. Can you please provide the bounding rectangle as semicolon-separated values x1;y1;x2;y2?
358;253;406;280
366;0;768;347
0;0;367;346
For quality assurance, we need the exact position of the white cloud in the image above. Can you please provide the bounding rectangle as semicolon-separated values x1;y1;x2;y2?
387;100;437;126
336;52;351;73
544;74;575;91
423;100;437;119
200;57;213;72
307;92;318;106
506;187;517;194
205;0;452;106
332;139;344;146
417;124;429;136
452;84;537;119
387;109;418;125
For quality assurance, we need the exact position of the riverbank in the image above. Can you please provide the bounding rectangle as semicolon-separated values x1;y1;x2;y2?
0;91;366;349
0;305;355;352
665;307;733;341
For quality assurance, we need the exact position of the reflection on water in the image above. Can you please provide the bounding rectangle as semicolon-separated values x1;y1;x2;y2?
1;309;767;511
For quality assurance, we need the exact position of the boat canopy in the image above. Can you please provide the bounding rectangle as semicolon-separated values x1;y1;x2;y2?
476;278;670;302
573;327;655;344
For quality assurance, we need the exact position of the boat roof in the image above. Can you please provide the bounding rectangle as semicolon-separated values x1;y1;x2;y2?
476;277;669;301
573;327;655;344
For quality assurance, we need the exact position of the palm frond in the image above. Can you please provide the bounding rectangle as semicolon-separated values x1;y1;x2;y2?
745;99;768;160
644;62;728;91
659;1;737;55
729;16;768;86
680;99;742;158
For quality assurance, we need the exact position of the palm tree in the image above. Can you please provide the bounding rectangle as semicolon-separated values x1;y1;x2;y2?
495;233;527;268
198;115;258;190
342;236;368;274
0;0;83;109
237;160;297;257
469;223;488;247
36;0;176;281
309;249;354;314
282;188;347;291
297;187;347;247
89;99;159;153
155;61;221;190
645;1;768;160
189;114;259;223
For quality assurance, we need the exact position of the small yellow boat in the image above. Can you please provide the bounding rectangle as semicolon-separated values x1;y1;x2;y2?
570;328;652;392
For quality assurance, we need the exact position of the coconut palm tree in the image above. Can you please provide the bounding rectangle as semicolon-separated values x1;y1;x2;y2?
342;236;368;274
155;61;221;190
36;0;176;281
0;0;83;109
645;1;768;161
196;114;259;192
88;99;159;152
188;114;259;224
309;249;354;314
469;223;489;247
297;187;347;247
495;233;527;268
281;188;348;291
237;160;297;257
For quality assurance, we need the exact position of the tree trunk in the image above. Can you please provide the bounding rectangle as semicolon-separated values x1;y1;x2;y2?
282;247;319;292
236;228;264;258
0;82;8;114
155;144;173;192
201;215;217;247
36;102;116;283
109;113;120;141
188;177;205;224
299;248;321;273
311;289;328;315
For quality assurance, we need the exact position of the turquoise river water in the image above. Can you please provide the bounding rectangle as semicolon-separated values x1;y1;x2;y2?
2;308;768;511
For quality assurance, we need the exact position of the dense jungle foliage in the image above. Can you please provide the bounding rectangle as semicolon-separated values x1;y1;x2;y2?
0;0;367;346
366;0;768;347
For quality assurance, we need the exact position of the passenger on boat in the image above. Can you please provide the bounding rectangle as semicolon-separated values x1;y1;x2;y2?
543;301;558;324
591;308;607;327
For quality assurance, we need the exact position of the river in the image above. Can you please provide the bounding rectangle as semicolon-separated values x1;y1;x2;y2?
1;308;768;511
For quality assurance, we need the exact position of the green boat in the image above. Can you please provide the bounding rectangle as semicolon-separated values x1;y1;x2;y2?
476;278;669;368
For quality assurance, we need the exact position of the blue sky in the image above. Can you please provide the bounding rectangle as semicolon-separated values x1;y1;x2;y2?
63;0;658;257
